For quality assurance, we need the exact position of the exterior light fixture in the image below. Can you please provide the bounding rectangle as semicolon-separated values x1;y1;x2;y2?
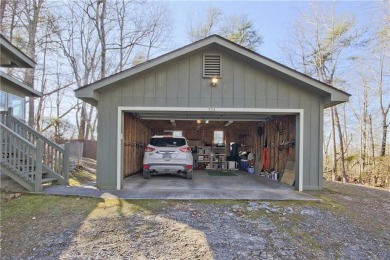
196;119;209;124
211;77;218;86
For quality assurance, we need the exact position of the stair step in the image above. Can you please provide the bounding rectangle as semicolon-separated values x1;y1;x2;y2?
41;177;58;184
27;171;48;177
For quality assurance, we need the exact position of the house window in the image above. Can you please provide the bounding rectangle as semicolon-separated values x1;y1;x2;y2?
8;94;25;119
203;53;221;78
0;91;6;111
172;131;183;137
213;130;224;144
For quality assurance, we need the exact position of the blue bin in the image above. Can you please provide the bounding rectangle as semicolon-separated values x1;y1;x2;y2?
241;160;248;170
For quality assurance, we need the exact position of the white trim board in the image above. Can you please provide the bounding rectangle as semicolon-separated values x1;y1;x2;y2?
116;106;304;191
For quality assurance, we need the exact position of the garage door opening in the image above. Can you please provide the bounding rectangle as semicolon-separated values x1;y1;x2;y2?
119;107;303;191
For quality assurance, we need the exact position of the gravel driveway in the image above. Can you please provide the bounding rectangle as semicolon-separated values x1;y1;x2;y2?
1;181;389;259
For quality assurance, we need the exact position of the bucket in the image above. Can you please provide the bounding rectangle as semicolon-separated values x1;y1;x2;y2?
248;167;255;174
241;160;248;170
228;161;237;169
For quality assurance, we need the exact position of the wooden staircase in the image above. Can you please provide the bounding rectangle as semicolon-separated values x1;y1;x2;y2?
1;109;70;192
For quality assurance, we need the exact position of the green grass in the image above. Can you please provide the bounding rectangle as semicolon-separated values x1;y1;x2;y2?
1;194;102;256
1;194;100;219
0;195;166;257
0;190;359;259
69;170;96;186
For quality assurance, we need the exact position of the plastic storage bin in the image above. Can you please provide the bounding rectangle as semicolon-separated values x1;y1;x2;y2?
240;159;248;170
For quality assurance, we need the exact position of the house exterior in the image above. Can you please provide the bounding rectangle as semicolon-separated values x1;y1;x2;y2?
75;35;350;191
1;34;69;192
0;34;41;120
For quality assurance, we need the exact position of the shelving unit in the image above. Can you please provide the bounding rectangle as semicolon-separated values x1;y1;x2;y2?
212;143;227;170
197;146;212;169
195;143;228;170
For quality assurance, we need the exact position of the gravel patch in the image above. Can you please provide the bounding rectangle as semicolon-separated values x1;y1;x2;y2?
1;181;389;259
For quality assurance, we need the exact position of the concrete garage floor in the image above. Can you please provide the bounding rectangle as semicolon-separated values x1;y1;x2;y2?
122;170;319;200
42;170;320;201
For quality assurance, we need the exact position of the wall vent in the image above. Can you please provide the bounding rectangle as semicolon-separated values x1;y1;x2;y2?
203;53;221;78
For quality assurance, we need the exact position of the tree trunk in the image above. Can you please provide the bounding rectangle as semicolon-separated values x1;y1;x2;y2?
23;70;35;127
380;113;388;156
7;0;19;41
359;82;369;181
91;113;97;140
0;0;7;27
78;102;87;140
99;0;106;78
25;0;44;127
324;133;331;175
331;108;337;181
35;33;49;132
334;107;347;182
369;115;375;164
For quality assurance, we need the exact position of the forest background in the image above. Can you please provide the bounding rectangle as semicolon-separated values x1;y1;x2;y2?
0;0;389;188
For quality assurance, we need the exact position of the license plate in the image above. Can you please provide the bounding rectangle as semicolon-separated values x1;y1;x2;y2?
163;154;171;161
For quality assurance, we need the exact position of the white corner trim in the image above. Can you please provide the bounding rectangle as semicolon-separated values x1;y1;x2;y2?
117;108;122;190
299;110;304;192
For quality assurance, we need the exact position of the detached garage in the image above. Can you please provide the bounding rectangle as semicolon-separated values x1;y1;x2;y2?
75;35;349;191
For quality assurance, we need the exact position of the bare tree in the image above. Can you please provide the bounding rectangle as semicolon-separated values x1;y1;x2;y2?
350;78;370;178
375;14;390;157
1;0;172;142
55;1;100;139
55;0;172;140
0;0;8;26
187;7;263;51
354;1;389;159
187;7;222;42
143;3;173;60
1;0;44;127
1;0;76;131
0;0;19;37
220;14;263;51
281;2;367;182
22;0;44;127
109;1;172;73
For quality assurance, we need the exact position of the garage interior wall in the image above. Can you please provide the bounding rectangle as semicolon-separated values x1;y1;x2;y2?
123;113;154;176
246;115;296;173
123;113;296;178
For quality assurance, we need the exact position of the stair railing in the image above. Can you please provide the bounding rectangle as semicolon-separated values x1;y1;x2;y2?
1;124;43;192
1;108;69;185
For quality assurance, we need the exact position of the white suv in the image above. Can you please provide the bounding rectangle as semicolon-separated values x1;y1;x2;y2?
143;135;193;179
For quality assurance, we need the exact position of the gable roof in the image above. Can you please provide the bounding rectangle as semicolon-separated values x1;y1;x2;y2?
0;34;40;98
75;35;350;108
0;71;42;97
0;34;36;68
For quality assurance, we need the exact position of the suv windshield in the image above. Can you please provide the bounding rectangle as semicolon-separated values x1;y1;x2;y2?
150;137;186;147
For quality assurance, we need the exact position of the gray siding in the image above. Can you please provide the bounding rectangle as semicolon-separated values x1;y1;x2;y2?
96;47;324;190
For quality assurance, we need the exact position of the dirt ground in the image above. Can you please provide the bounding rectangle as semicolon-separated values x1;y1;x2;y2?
1;179;389;260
